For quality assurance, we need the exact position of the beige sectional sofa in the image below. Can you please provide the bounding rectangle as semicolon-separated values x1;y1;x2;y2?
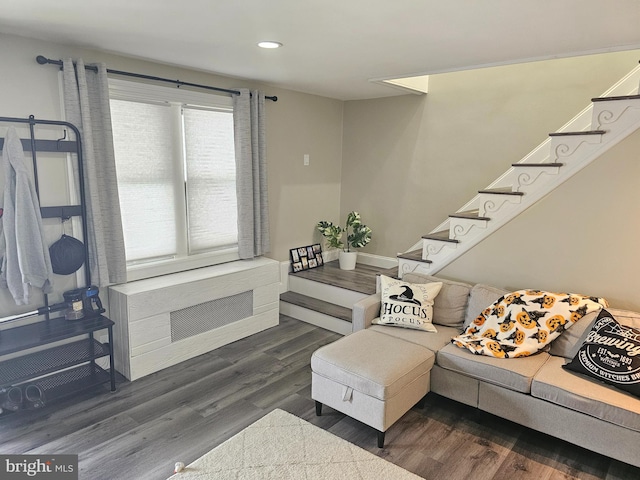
351;272;640;468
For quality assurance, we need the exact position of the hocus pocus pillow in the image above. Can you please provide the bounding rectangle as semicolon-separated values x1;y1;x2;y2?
374;275;442;332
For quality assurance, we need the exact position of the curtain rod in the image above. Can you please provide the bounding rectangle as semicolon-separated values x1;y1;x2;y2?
36;55;278;102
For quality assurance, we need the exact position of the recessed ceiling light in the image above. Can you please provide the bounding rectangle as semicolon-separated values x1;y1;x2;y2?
258;41;283;49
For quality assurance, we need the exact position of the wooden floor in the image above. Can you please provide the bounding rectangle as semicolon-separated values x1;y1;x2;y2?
290;260;397;294
1;316;639;480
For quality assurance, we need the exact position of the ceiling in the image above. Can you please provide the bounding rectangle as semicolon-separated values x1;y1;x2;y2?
2;0;640;100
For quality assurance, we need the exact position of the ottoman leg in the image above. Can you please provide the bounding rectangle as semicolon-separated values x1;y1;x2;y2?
315;401;322;416
377;430;385;448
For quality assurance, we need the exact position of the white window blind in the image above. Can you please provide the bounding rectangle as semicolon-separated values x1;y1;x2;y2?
110;99;178;262
109;79;238;279
183;106;237;252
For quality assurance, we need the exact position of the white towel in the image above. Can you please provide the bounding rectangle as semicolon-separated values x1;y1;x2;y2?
1;126;54;305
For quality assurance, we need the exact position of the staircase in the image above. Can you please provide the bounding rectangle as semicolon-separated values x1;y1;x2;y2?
399;63;640;278
280;261;395;335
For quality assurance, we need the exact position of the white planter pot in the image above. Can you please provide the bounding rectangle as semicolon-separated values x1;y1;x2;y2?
339;251;358;270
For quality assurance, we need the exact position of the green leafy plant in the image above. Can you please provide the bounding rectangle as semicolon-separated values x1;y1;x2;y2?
317;211;372;252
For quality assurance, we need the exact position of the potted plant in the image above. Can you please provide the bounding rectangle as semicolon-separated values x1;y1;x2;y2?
317;211;372;270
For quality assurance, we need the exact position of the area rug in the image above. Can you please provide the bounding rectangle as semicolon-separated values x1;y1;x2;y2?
167;408;421;479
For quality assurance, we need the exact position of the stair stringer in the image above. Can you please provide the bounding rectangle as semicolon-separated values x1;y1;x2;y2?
399;65;640;278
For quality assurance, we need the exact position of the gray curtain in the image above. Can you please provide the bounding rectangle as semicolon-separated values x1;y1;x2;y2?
233;89;270;258
63;58;126;287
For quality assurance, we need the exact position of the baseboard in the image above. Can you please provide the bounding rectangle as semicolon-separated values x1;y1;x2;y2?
321;250;396;269
356;252;398;269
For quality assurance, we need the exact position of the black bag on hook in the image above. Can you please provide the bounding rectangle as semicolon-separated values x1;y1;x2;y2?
49;234;86;275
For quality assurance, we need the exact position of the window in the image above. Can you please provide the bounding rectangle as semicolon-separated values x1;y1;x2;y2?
109;79;238;280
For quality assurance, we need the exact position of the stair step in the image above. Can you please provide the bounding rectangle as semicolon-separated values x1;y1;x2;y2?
397;250;432;263
280;291;352;322
592;94;640;102
449;209;491;221
397;64;640;278
478;187;524;196
548;130;606;137
290;260;384;295
512;162;563;167
422;230;459;243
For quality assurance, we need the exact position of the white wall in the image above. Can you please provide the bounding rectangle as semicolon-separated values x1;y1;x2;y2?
2;32;639;318
441;129;640;312
0;33;343;318
341;50;640;311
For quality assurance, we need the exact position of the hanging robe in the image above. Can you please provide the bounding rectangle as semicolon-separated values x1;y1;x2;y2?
0;126;53;305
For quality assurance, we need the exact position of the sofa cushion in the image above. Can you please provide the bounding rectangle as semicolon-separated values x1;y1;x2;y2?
402;274;472;328
463;284;509;328
370;324;461;353
548;311;599;359
532;355;640;432
550;308;640;359
311;329;435;401
563;309;640;397
375;275;442;332
608;308;640;328
436;343;549;393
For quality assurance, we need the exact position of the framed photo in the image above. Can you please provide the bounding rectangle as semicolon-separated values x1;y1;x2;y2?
290;243;323;272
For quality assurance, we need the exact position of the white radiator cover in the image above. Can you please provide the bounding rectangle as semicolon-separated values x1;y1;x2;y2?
108;258;280;380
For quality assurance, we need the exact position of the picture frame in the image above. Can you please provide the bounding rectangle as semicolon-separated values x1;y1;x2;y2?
290;243;323;272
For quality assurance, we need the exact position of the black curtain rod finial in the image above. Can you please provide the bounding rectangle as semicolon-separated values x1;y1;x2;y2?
36;55;49;65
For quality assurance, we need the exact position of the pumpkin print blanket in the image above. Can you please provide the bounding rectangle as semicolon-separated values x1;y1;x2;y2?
452;290;608;358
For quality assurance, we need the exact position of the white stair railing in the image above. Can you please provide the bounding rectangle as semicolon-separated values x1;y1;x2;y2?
400;64;640;277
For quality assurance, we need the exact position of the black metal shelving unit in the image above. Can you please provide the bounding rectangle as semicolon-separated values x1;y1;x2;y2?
0;116;117;412
0;315;116;401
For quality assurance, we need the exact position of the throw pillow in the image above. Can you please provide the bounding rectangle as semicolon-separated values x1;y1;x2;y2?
374;275;443;332
402;273;472;328
563;309;640;397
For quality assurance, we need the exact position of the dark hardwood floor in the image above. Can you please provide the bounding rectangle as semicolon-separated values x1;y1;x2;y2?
1;315;638;480
290;260;397;294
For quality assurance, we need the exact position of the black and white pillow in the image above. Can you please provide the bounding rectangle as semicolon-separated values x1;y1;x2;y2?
563;309;640;397
374;275;442;332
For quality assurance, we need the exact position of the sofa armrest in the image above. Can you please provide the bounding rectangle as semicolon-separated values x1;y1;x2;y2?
352;294;381;332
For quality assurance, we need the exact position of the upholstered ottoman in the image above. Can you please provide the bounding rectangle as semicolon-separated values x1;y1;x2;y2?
311;329;435;447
